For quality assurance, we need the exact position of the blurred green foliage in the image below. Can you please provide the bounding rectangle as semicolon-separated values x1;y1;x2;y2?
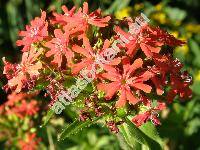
0;0;200;149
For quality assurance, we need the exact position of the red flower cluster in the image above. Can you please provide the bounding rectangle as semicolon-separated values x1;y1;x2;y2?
0;92;39;119
3;47;42;93
0;93;41;150
3;2;192;127
132;96;166;126
19;133;41;150
16;11;48;52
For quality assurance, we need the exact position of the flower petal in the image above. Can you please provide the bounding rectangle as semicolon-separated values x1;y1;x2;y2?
131;83;152;93
72;45;91;58
116;88;126;107
126;87;140;105
97;82;121;100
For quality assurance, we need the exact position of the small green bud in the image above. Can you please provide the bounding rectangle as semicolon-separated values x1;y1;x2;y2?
116;107;127;117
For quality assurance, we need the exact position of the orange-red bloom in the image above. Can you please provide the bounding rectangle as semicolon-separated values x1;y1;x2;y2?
98;57;154;107
132;100;166;127
3;47;42;93
52;2;110;37
71;35;120;75
45;29;73;67
2;2;192;128
19;133;41;150
16;11;48;52
115;23;185;58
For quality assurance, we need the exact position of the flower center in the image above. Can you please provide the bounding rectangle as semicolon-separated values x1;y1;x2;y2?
30;27;39;37
82;13;89;20
121;79;126;85
54;38;64;52
64;13;69;16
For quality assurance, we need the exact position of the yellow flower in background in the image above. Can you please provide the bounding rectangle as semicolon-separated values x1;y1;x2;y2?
174;34;189;55
195;71;200;81
171;32;190;55
185;24;200;33
171;31;179;38
151;12;167;24
175;45;189;55
115;7;132;20
155;3;163;11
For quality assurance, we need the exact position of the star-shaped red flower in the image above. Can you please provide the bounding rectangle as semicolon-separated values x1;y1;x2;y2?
3;47;43;93
16;11;48;52
97;57;154;107
45;29;74;67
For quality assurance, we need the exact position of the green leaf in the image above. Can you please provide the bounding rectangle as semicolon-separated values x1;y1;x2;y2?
189;39;200;56
185;117;200;136
0;118;12;129
58;117;101;141
63;77;76;88
50;0;63;13
41;109;54;127
96;136;114;148
188;39;200;67
25;0;34;21
120;117;162;150
105;0;130;14
117;133;133;150
165;7;186;22
6;1;20;47
83;83;93;93
139;122;163;147
192;81;200;95
34;81;49;90
118;125;141;150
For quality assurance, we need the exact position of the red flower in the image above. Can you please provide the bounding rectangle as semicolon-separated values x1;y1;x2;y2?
52;5;76;25
12;100;39;118
167;73;192;103
71;35;120;75
115;23;185;58
3;47;43;93
153;54;183;78
45;29;74;67
145;54;183;96
16;11;48;52
76;2;111;28
1;2;192;130
52;2;111;37
19;133;41;150
2;57;18;80
132;100;166;127
151;75;165;95
0;92;39;119
6;92;27;106
152;54;192;102
97;57;154;107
